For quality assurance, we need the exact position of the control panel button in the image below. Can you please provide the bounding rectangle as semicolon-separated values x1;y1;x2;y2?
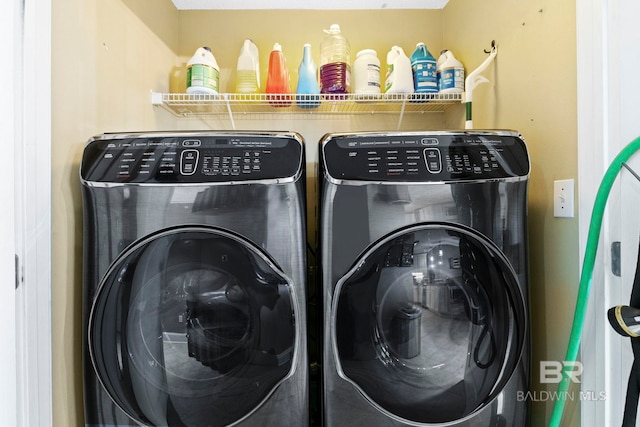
421;138;439;146
423;148;442;174
180;149;199;175
182;139;201;147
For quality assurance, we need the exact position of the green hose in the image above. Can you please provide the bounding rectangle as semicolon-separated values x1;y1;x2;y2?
549;136;640;426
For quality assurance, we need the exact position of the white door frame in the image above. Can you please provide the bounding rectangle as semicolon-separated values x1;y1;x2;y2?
576;1;610;425
0;1;18;423
6;0;53;425
578;0;640;426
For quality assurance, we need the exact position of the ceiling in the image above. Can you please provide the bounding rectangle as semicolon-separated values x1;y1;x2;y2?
171;0;449;10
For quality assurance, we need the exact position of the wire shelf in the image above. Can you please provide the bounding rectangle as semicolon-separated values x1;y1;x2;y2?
151;92;463;117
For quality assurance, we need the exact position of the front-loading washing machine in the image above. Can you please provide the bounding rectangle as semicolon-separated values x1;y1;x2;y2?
81;131;308;427
319;130;530;426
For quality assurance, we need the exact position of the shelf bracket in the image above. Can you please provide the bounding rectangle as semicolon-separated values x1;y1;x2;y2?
223;94;237;130
397;96;407;130
150;91;163;106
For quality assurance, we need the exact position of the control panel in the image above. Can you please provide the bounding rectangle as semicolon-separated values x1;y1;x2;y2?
81;134;303;183
321;133;529;182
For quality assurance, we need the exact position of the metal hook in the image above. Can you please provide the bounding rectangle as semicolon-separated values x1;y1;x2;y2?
483;40;496;54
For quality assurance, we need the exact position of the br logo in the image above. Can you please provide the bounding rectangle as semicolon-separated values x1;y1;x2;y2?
540;361;584;384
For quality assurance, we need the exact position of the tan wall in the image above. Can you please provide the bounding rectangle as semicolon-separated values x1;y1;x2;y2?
444;1;580;425
51;0;178;426
51;1;578;426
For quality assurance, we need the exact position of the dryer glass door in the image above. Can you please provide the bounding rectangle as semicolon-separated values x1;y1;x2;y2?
332;223;526;424
89;226;297;427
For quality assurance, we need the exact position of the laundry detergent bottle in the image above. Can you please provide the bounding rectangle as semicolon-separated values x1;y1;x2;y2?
265;43;292;107
296;44;320;108
235;39;260;94
410;42;438;94
186;47;220;94
385;46;414;94
320;24;351;95
437;49;465;93
352;49;381;96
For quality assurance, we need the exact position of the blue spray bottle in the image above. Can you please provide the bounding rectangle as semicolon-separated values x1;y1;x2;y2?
296;44;320;108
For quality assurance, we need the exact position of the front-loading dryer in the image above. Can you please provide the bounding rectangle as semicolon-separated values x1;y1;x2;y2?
81;131;308;427
319;131;530;426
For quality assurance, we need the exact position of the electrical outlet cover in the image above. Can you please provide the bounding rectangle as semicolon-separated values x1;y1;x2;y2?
554;179;575;218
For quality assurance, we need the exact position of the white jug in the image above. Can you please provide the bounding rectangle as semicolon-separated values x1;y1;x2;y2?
235;39;260;94
385;46;414;94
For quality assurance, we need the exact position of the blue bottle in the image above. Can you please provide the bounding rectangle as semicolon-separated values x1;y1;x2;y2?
410;43;438;94
296;44;320;108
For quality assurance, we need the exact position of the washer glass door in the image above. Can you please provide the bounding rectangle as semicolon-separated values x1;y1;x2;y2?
332;223;526;425
89;226;297;427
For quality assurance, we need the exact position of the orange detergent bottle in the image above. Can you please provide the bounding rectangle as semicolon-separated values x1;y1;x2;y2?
266;43;291;107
